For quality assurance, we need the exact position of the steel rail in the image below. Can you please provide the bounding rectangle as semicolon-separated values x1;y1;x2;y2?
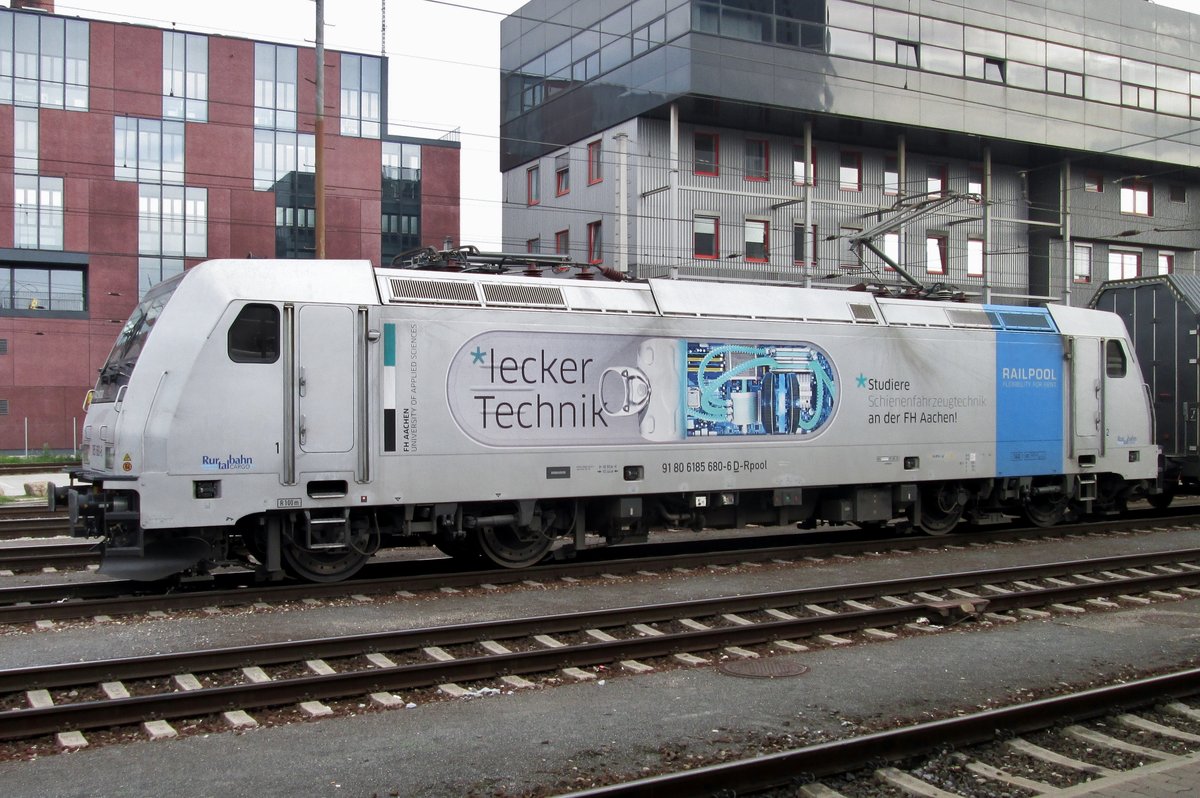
2;512;1198;623
3;536;1200;626
2;551;1199;740
556;668;1200;797
0;542;99;569
0;517;74;541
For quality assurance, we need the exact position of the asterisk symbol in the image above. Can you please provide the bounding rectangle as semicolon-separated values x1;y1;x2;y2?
856;373;866;388
471;347;486;364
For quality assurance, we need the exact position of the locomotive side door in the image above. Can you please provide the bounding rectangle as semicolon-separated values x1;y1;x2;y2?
296;304;355;455
1070;335;1102;457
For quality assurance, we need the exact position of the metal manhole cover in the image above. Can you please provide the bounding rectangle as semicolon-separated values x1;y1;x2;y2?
1140;612;1200;629
718;659;809;679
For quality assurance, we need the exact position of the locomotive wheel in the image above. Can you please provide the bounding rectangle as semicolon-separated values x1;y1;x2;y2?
478;524;554;568
281;543;370;582
1022;475;1070;525
917;482;965;536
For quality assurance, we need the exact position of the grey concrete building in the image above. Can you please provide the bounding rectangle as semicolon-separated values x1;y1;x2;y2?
500;0;1200;306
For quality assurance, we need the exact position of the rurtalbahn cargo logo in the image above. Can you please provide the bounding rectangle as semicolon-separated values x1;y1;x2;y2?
447;332;838;447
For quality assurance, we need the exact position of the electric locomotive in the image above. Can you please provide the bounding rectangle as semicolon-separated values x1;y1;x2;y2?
52;257;1159;582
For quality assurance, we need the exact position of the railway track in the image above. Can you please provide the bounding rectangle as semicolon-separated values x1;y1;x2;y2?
0;461;78;477
560;668;1200;797
2;546;1199;750
0;508;71;541
0;542;100;572
3;514;1198;624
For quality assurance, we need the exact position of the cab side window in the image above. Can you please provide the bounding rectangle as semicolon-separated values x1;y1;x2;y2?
1105;339;1127;378
228;303;280;363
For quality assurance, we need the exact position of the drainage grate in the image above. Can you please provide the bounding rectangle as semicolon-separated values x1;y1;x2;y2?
717;659;810;679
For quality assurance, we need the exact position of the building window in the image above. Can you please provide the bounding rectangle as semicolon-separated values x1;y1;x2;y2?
966;54;1005;82
694;132;719;176
1122;84;1155;111
877;38;919;68
745;139;769;181
967;238;984;277
254;43;297;131
138;184;207;262
1120;181;1152;216
526;165;540;206
274;205;316;258
967;168;983;202
0;264;85;312
926;234;947;274
793;224;807;264
587;221;602;264
839;151;861;191
0;12;89;110
694;215;719;259
340;53;382;139
587;140;602;184
137;257;184;299
555;229;569;255
163;31;208;122
115;117;185;184
882;231;899;270
928;164;947;197
1169;184;1186;203
1073;243;1092;284
382;142;421;184
1084;173;1103;193
526;237;540;254
555;153;570;196
1108;250;1140;280
253;130;315;191
14;175;62;250
745;220;768;262
14;106;37;174
1159;252;1175;275
883;156;898;195
1047;69;1083;96
793;143;816;185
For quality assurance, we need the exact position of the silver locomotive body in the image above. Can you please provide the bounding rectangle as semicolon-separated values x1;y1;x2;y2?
55;259;1159;581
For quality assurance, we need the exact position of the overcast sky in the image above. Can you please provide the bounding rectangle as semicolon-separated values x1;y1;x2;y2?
11;0;1200;251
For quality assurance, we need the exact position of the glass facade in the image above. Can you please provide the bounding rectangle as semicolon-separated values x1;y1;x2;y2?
381;141;422;263
0;10;89;110
163;31;208;122
1;264;85;311
340;53;382;138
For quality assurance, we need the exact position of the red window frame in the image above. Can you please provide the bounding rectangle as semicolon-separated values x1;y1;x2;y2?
745;139;769;181
527;165;540;206
1084;172;1104;192
555;164;569;196
526;237;540;254
694;132;719;176
1072;242;1092;284
554;229;569;255
586;220;602;264
587;140;602;185
745;219;768;262
1120;180;1152;216
694;215;719;259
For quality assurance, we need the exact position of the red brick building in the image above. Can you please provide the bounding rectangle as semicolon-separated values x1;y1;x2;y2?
0;1;461;451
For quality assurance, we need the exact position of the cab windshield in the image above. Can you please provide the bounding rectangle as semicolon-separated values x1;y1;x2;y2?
93;275;183;402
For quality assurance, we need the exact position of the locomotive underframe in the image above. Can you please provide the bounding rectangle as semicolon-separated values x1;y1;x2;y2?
54;471;1146;582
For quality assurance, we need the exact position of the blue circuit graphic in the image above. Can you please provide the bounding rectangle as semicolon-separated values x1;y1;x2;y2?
685;342;837;437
